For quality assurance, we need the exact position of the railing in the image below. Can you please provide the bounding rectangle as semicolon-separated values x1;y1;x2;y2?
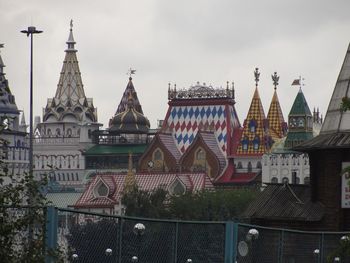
3;206;349;262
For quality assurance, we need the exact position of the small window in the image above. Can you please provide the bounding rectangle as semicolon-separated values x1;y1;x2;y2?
271;177;278;183
56;128;61;136
97;183;108;197
249;120;257;133
242;137;249;151
196;149;205;160
256;161;262;169
66;128;72;137
248;162;252;172
237;162;243;169
154;149;163;161
253;136;260;150
282;177;289;184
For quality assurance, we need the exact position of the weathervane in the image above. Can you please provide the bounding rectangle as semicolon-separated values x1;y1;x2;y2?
127;68;136;78
254;68;260;87
271;72;279;90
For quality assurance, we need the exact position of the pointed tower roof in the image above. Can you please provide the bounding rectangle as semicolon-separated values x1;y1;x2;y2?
321;43;350;134
267;72;287;140
285;88;313;148
236;68;272;155
0;44;19;115
294;43;350;150
115;77;144;115
43;21;97;123
289;89;312;116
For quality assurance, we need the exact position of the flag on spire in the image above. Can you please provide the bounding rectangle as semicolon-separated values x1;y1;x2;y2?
291;79;300;86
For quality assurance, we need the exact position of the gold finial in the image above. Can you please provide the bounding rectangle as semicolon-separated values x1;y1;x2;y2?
124;152;136;191
271;72;279;90
254;68;260;88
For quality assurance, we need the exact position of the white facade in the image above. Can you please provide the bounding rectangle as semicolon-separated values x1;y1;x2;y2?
262;152;310;184
33;23;100;190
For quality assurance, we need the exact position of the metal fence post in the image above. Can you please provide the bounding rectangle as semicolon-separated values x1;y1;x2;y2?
174;222;179;263
278;229;284;263
224;221;237;263
320;233;324;263
45;206;58;263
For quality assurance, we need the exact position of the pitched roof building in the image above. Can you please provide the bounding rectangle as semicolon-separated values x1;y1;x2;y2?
0;44;29;183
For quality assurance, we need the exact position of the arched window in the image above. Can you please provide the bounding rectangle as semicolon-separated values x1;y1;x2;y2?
249;120;257;133
256;161;262;169
253;136;260;150
248;162;252;172
237;162;243;169
271;177;278;183
56;128;61;137
196;148;206;160
66;128;72;137
47;129;52;137
169;179;186;196
153;148;163;161
282;177;289;184
242;137;249;151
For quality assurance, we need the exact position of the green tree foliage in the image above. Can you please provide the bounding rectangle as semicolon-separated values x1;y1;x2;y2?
121;185;169;218
0;126;61;262
121;186;258;221
168;189;258;221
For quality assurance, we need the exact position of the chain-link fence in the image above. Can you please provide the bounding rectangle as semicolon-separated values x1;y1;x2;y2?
236;224;350;263
4;206;349;262
56;208;226;263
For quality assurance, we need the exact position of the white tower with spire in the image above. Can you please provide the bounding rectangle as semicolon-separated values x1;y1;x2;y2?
33;21;101;190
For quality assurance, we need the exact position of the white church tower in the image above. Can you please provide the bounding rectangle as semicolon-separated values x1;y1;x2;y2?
33;21;100;189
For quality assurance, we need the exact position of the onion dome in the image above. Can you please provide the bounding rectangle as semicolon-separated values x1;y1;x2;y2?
109;92;150;133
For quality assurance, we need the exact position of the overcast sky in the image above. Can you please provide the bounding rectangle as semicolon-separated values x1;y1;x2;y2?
1;0;350;128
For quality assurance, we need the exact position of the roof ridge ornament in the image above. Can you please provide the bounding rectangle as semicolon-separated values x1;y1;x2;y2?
271;72;279;90
254;67;260;88
127;68;136;79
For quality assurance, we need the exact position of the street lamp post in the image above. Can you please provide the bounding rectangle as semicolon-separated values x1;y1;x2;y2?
20;26;42;179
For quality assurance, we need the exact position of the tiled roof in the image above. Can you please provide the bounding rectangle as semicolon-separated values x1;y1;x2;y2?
294;132;350;150
267;90;287;140
74;173;214;208
288;89;312;116
198;131;227;176
236;87;271;155
321;43;350;134
158;133;182;162
163;100;241;155
46;192;82;208
115;77;143;115
243;184;324;221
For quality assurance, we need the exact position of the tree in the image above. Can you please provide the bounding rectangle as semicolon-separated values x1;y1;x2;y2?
121;185;169;218
168;188;258;221
0;125;61;262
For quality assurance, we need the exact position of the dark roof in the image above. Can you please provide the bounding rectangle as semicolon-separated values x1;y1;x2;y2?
294;132;350;151
243;184;324;221
84;144;147;155
289;89;312;116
